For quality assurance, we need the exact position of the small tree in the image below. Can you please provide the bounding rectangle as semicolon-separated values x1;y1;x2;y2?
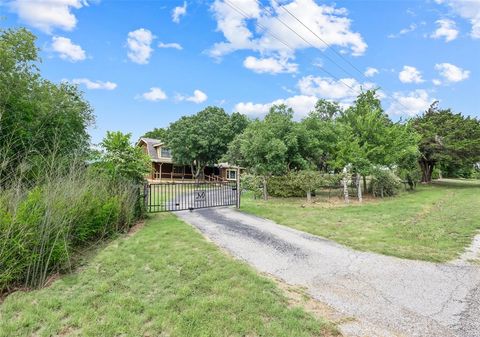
96;131;150;183
292;170;323;202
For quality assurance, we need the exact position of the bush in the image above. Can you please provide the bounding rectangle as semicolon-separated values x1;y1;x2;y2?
240;174;263;199
369;169;402;197
397;166;421;190
0;170;143;293
432;167;442;180
267;173;304;198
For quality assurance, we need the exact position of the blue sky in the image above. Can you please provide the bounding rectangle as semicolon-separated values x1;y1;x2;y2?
1;0;479;144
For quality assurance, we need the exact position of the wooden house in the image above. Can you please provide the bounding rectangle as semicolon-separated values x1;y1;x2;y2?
137;137;239;182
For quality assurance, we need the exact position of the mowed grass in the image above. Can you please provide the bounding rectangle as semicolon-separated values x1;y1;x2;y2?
241;179;480;262
0;214;337;337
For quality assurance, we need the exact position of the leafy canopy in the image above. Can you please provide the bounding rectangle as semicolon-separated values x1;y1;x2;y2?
166;106;235;178
225;104;307;177
413;102;480;181
0;28;94;185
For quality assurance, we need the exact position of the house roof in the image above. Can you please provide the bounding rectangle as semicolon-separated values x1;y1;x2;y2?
137;137;164;161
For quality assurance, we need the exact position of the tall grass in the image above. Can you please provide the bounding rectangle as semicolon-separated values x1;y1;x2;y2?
0;158;144;293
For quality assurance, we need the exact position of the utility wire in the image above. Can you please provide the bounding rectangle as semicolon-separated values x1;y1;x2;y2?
271;0;368;80
254;0;359;81
224;0;359;94
259;0;412;112
225;0;410;113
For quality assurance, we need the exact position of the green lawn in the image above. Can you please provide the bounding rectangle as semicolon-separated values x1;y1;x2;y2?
241;179;480;262
0;214;337;337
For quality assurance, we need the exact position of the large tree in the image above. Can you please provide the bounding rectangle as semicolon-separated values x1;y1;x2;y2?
165;106;234;179
412;102;480;183
299;110;342;172
142;127;167;141
311;99;343;121
225;104;306;199
225;119;288;200
0;28;94;185
338;90;419;189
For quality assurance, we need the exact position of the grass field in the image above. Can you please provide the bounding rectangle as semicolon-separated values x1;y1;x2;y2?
0;214;337;337
241;179;480;262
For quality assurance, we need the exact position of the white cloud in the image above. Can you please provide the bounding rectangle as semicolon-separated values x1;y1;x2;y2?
388;23;417;38
235;74;381;118
51;36;86;62
210;0;366;74
398;65;424;83
158;42;183;50
235;95;318;118
71;78;117;90
127;28;155;64
172;1;187;23
435;0;480;38
387;89;433;117
8;0;87;33
364;67;379;77
243;56;298;74
297;75;376;105
431;19;458;42
176;89;208;104
140;87;167;101
434;62;470;83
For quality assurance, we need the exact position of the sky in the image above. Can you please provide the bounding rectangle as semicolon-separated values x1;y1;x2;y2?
1;0;479;144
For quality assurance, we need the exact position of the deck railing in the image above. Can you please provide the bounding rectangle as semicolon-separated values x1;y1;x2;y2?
152;172;225;182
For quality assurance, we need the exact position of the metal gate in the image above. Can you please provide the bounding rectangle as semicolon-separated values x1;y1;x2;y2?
145;181;239;212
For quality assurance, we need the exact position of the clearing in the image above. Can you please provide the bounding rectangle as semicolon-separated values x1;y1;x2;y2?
241;179;480;262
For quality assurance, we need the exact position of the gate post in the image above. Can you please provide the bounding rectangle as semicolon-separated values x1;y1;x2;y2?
144;183;149;212
236;167;241;209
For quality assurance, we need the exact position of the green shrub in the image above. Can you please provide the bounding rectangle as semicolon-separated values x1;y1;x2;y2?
267;173;304;198
397;166;421;190
369;169;402;197
432;167;442;179
0;198;23;292
241;174;263;199
0;171;144;293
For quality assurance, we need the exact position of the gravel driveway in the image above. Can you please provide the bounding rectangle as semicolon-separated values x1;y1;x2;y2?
176;207;480;337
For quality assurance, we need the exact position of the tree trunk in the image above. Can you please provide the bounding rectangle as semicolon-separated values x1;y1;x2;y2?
357;173;363;203
342;167;349;204
419;159;434;183
363;175;367;194
306;190;312;203
262;176;268;201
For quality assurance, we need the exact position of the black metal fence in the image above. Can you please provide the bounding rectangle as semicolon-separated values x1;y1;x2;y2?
145;181;238;212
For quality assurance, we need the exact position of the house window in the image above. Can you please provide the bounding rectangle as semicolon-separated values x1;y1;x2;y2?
160;147;172;158
227;169;237;181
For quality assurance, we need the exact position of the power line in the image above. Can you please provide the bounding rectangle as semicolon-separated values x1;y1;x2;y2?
224;0;359;94
260;0;412;111
253;0;359;81
271;0;368;80
223;0;294;51
225;0;411;113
